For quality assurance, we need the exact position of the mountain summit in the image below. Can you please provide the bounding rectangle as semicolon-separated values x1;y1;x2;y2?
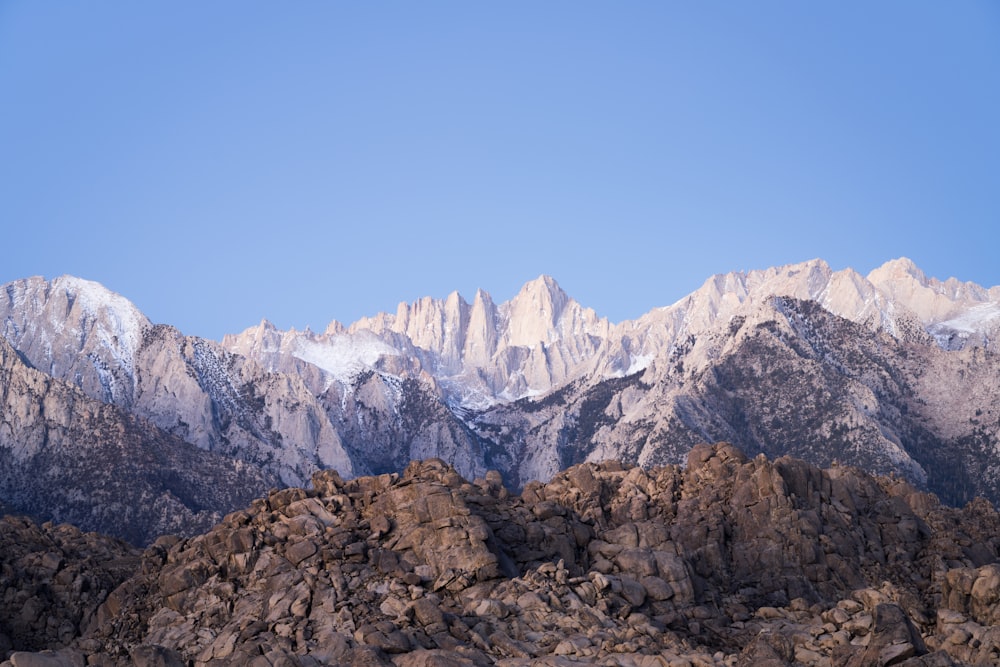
2;259;1000;542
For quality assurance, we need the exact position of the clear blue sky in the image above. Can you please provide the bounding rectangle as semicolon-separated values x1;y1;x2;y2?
2;3;998;340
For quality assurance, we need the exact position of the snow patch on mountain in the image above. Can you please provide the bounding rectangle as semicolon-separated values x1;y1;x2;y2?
935;302;1000;333
626;354;654;375
54;275;148;371
438;380;500;412
928;302;1000;349
292;333;400;385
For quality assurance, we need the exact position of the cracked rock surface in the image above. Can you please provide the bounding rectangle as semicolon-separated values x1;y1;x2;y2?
4;443;1000;666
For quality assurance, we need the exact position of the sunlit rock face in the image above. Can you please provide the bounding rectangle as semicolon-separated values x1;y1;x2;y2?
3;258;1000;545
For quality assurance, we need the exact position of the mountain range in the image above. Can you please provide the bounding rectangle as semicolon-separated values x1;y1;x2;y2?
2;258;999;543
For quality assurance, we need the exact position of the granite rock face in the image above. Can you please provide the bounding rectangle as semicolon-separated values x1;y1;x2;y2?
472;295;1000;507
1;276;354;488
5;262;1000;546
0;338;277;545
219;260;1000;507
0;515;138;655
4;444;1000;666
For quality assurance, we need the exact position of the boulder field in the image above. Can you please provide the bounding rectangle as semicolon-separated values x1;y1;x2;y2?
4;443;1000;666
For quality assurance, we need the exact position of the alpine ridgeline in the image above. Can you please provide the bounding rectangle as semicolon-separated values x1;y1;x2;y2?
2;259;999;542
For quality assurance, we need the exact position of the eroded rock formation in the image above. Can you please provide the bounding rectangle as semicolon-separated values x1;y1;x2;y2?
4;443;1000;666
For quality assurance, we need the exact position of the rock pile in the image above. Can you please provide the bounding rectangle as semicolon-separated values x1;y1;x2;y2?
5;442;1000;665
0;515;138;656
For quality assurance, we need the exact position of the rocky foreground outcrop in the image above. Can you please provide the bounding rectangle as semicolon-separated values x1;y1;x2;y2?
0;515;138;656
5;443;1000;666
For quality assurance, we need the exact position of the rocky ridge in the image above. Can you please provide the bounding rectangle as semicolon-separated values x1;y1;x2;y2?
469;295;1000;504
3;260;1000;544
1;276;355;488
224;258;1000;412
4;444;1000;666
219;259;1000;500
0;335;277;545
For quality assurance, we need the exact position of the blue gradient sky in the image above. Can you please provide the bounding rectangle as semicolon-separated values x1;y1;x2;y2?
2;3;998;340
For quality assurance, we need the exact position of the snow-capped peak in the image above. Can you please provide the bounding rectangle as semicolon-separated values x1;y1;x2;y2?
53;275;150;340
0;275;153;404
